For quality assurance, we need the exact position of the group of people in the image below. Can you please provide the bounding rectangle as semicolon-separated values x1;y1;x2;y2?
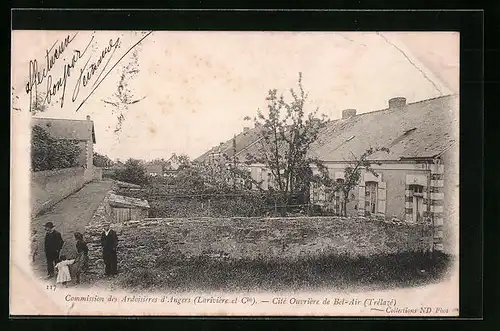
40;221;119;286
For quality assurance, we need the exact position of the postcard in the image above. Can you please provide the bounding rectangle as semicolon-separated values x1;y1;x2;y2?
10;30;459;316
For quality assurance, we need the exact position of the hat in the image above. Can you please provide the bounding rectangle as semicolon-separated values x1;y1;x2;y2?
44;222;54;228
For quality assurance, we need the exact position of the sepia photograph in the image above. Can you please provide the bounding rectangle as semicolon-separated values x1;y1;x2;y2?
10;29;459;316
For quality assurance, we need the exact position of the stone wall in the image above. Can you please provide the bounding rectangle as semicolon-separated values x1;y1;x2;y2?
84;193;113;276
84;211;429;276
31;167;87;217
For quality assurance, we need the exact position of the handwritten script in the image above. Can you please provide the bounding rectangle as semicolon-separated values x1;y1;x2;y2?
24;31;152;113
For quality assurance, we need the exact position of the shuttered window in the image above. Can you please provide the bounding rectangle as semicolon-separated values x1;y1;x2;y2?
365;181;378;214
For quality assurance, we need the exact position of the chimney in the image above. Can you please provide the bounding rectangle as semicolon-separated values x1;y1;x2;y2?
243;127;250;133
388;97;407;111
341;109;357;119
86;115;91;121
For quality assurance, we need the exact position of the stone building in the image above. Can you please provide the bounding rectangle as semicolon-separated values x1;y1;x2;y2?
194;95;459;253
31;115;96;182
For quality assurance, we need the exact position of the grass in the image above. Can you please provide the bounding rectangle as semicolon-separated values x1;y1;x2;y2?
117;250;452;292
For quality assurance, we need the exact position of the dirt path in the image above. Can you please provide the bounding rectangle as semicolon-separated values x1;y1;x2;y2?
31;180;114;277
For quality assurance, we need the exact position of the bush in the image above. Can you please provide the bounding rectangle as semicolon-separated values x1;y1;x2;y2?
113;159;150;186
31;125;82;171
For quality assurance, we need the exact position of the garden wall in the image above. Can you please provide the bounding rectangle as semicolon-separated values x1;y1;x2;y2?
84;203;431;276
31;167;87;217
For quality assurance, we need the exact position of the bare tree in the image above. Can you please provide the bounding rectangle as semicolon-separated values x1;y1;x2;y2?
328;147;390;216
102;44;146;133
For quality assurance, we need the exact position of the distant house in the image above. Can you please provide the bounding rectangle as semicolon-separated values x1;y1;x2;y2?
194;125;264;165
32;115;96;181
146;164;163;177
162;155;182;177
194;124;265;187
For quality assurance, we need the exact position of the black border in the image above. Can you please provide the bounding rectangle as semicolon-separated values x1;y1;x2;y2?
8;7;485;328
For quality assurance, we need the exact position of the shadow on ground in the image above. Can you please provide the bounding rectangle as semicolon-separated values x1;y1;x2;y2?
84;251;453;293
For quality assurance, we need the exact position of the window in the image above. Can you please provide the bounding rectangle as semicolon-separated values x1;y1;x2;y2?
365;181;378;214
409;184;423;196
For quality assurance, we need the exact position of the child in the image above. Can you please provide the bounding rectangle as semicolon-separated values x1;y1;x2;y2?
30;229;38;264
55;255;75;287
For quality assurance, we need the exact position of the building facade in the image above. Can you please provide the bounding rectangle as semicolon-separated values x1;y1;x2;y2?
194;95;459;253
307;95;458;253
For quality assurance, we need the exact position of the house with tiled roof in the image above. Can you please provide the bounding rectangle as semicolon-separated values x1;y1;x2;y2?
194;124;264;166
308;94;457;228
145;164;163;177
213;95;457;252
31;115;97;182
194;95;458;252
309;94;458;253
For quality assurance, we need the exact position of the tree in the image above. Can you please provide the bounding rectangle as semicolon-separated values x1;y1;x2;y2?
93;152;114;168
31;125;81;171
245;73;329;214
327;147;390;216
115;158;150;185
170;154;191;170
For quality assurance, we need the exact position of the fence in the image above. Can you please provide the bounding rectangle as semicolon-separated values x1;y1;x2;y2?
117;187;376;218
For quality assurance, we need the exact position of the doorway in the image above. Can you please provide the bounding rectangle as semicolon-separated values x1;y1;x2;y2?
409;184;424;222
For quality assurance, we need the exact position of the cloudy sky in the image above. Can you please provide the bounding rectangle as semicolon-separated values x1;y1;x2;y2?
11;31;459;161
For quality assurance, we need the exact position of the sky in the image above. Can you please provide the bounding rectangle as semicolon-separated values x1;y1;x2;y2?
11;31;459;161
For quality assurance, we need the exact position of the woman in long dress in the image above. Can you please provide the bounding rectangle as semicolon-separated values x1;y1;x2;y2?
72;232;89;284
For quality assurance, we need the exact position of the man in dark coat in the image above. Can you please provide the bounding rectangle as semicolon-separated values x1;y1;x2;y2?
100;222;118;276
44;222;64;278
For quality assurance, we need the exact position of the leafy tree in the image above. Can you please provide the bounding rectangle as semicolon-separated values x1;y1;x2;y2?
115;158;150;185
244;73;329;214
93;152;114;168
31;125;81;171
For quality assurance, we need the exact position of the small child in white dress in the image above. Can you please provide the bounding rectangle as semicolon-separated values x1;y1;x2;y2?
55;255;75;286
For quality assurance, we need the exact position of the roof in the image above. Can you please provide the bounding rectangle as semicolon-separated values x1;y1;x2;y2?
308;94;458;161
165;155;181;170
108;193;150;209
32;117;96;143
194;125;264;163
194;95;458;165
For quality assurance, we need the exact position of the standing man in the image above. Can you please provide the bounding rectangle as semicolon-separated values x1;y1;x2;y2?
100;222;118;276
44;222;64;279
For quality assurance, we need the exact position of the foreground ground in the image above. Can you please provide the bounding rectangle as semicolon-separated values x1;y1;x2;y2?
82;250;453;293
31;180;113;277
